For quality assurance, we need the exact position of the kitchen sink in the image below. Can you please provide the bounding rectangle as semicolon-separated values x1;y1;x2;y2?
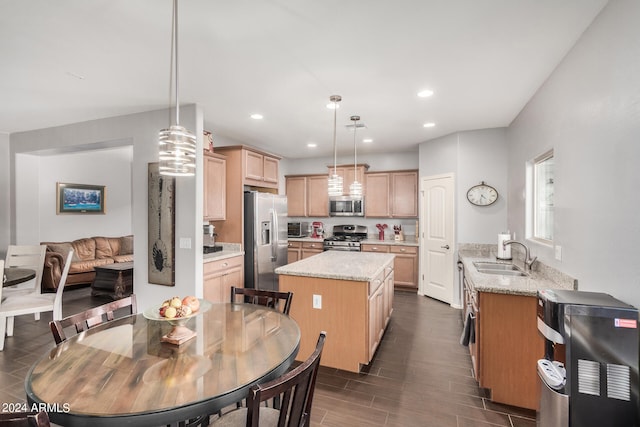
473;261;528;277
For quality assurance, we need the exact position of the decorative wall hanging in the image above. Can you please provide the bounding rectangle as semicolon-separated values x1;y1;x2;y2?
148;162;175;286
56;182;105;214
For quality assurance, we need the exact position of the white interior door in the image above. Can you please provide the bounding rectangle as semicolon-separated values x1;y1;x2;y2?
419;174;455;305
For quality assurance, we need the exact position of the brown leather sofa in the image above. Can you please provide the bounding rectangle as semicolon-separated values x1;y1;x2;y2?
41;235;133;290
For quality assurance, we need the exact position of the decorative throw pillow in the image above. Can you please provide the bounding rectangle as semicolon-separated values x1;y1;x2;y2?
120;235;134;255
47;242;80;262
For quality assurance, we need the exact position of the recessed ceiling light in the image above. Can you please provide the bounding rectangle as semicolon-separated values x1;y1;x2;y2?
307;143;317;148
363;138;373;143
423;122;436;128
250;113;263;120
418;89;434;98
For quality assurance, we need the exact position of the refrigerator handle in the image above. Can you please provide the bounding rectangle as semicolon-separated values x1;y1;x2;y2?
270;208;278;262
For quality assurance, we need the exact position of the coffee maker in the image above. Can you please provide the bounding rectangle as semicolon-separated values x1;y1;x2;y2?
537;289;639;427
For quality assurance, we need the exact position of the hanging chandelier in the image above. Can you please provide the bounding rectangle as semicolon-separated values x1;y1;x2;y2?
327;95;343;197
158;0;196;177
349;115;363;198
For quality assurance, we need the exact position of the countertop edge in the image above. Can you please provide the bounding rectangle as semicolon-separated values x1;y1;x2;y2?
459;251;576;297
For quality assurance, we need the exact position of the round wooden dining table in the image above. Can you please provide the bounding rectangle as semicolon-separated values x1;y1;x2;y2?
25;302;300;427
3;268;36;287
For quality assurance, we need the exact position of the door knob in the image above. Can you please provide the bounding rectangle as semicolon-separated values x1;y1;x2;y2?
441;245;450;250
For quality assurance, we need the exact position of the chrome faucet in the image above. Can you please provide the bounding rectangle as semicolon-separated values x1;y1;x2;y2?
502;240;537;273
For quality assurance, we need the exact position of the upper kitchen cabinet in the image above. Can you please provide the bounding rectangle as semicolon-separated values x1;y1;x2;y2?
328;164;369;196
366;170;418;218
212;145;281;244
203;151;226;221
285;174;329;217
216;145;280;190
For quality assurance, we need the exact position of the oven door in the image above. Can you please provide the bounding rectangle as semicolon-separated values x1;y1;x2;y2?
323;245;361;252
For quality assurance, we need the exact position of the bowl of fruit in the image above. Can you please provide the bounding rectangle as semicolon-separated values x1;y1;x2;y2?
144;296;212;345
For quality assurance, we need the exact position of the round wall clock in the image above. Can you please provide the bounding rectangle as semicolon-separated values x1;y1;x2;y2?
466;181;498;206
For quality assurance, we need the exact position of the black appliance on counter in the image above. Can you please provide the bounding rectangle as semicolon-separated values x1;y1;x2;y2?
287;221;309;238
323;224;367;252
537;289;639;427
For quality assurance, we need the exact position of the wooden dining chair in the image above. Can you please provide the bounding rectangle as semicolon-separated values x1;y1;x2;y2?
0;251;73;351
0;410;50;427
230;287;293;315
49;294;138;344
209;331;326;427
3;244;47;298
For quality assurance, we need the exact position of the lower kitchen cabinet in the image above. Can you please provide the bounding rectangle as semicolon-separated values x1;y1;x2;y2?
301;241;323;259
203;255;244;303
476;291;544;410
287;241;301;263
362;243;418;290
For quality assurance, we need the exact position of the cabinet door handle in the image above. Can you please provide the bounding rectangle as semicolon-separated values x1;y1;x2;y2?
441;245;450;250
222;262;228;267
400;248;406;252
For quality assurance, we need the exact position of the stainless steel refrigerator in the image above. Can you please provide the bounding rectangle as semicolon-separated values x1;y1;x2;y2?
244;191;288;291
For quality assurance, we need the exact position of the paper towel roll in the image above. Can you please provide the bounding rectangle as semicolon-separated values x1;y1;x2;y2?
497;233;512;260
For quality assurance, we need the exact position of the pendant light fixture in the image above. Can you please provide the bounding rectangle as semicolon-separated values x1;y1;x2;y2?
158;0;196;177
327;95;343;197
349;115;363;198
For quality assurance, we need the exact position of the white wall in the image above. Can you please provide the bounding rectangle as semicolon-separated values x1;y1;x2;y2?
419;128;508;245
23;146;133;242
0;133;9;258
506;0;640;307
9;106;205;307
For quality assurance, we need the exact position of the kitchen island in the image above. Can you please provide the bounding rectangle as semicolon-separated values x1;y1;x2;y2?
276;251;395;372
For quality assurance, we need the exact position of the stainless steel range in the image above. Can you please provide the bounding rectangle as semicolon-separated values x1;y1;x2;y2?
323;225;368;252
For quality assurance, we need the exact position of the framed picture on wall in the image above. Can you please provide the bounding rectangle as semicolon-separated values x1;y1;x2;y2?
148;162;176;286
56;182;106;214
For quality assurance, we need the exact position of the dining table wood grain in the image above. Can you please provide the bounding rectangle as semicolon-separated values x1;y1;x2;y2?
25;302;300;427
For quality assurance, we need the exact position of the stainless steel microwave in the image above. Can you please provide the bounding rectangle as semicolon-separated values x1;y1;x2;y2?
329;196;364;217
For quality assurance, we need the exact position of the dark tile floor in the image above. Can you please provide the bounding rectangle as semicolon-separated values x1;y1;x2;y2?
0;286;536;426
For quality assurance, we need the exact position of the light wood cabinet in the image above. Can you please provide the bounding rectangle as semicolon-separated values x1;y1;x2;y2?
362;243;418;290
392;171;418;217
241;148;279;188
329;164;369;196
285;174;328;217
285;177;307;217
301;241;323;259
364;173;390;217
464;285;543;411
361;243;390;253
203;152;226;221
306;175;329;217
203;255;244;303
287;241;301;264
212;146;281;244
390;245;418;290
365;170;418;218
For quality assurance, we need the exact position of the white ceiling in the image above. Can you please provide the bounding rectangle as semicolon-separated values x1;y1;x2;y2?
0;0;608;159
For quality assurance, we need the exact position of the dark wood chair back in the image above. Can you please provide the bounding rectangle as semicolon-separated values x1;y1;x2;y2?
246;331;326;427
0;411;50;427
230;287;293;315
49;294;137;344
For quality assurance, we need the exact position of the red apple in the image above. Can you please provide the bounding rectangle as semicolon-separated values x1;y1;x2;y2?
182;296;200;313
159;306;168;317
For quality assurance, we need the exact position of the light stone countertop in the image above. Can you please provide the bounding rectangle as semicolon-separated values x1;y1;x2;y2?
275;251;395;282
203;243;243;263
459;245;577;297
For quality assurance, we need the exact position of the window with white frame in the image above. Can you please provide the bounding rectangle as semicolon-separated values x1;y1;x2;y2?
532;150;554;242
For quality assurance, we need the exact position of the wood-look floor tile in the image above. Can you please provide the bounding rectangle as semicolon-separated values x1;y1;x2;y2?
0;287;538;426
